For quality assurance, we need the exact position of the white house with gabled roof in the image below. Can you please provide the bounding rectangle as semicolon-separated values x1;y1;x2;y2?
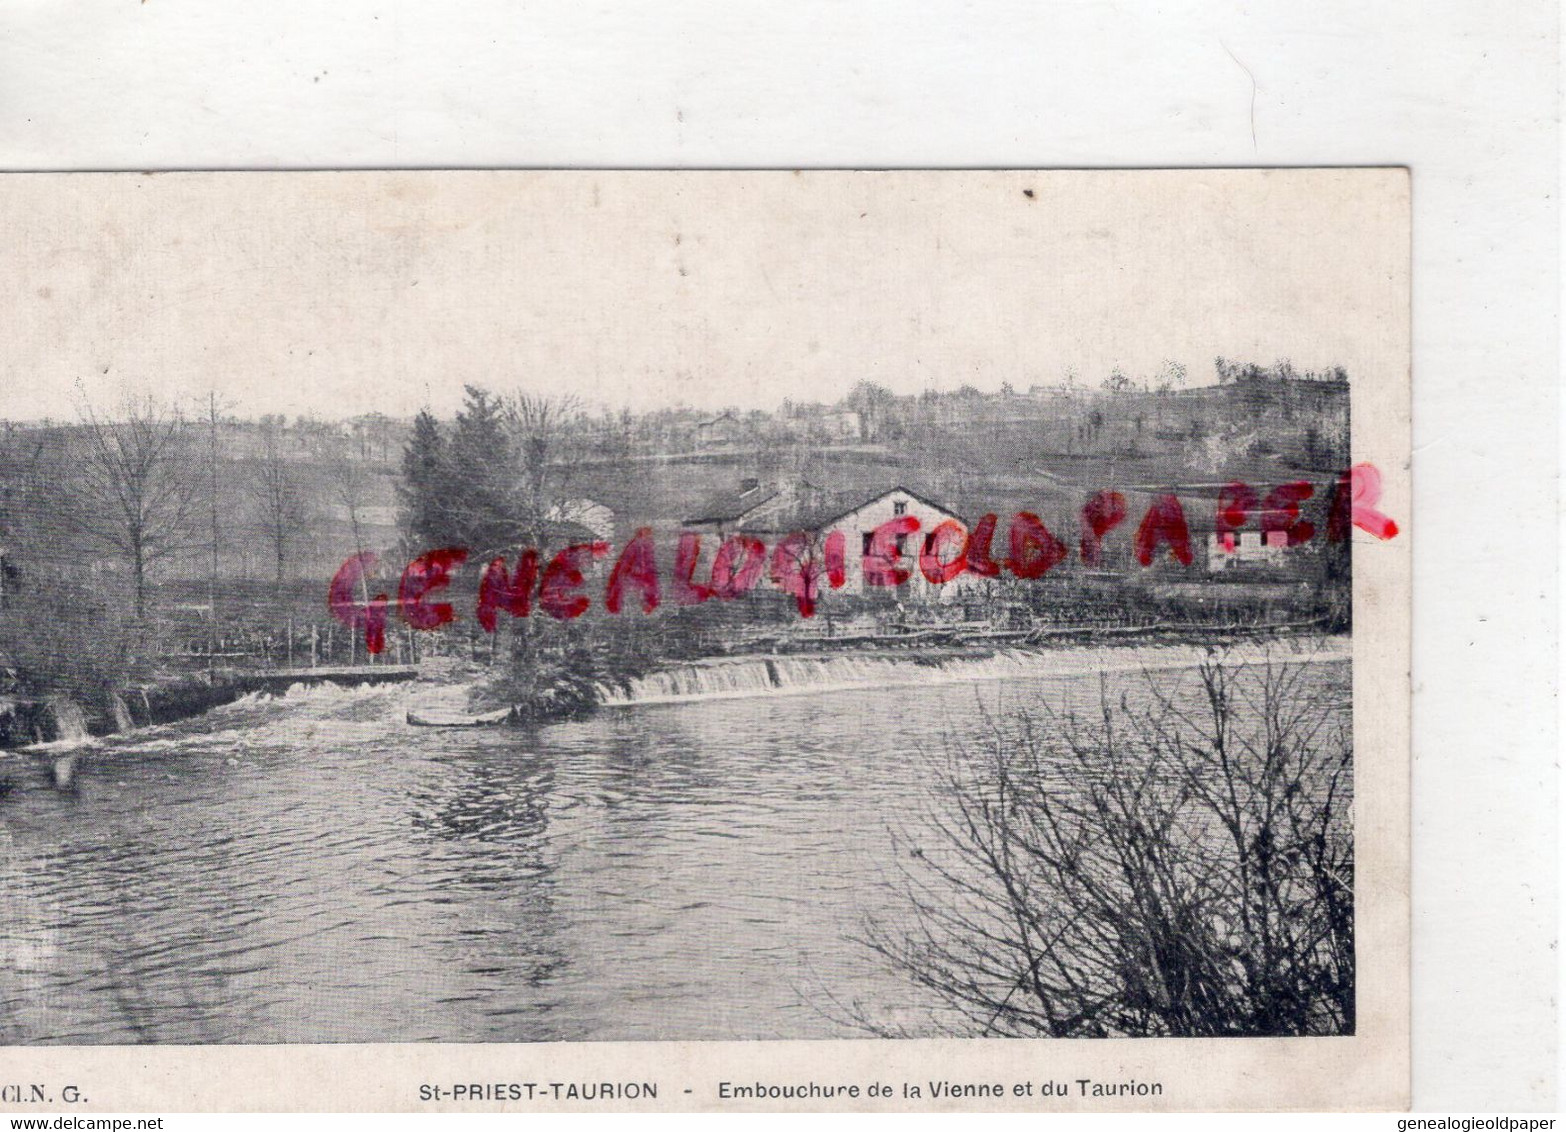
812;486;975;599
684;480;984;602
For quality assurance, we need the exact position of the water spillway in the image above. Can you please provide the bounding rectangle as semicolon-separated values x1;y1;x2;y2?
0;697;88;747
593;637;1352;707
109;692;135;733
42;699;90;744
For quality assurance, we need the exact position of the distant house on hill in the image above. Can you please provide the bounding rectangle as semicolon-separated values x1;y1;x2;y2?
1116;477;1338;580
808;408;862;441
1204;527;1291;570
1029;384;1078;402
695;411;747;449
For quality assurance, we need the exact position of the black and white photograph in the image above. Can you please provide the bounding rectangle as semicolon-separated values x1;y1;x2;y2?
0;170;1412;1106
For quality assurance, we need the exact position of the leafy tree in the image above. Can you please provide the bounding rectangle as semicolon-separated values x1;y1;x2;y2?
397;410;451;549
845;380;895;441
444;386;523;558
1101;367;1136;393
1155;359;1188;393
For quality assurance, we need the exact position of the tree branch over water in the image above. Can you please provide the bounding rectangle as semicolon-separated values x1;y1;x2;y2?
861;656;1354;1038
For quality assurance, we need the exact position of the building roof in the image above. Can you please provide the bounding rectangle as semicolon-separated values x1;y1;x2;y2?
683;481;965;534
684;482;783;525
805;485;962;529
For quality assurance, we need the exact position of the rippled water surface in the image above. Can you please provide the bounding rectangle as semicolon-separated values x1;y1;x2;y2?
0;643;1349;1044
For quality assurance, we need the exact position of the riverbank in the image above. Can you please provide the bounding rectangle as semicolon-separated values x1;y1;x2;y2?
0;622;1350;747
0;666;421;751
711;614;1337;656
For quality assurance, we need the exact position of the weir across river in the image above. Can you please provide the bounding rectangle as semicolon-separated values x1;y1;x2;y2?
220;665;421;695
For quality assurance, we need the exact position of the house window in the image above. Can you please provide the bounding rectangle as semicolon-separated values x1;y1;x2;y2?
893;500;907;516
1265;529;1289;549
862;531;910;559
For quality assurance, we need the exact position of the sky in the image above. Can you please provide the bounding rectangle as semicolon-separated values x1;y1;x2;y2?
0;170;1407;422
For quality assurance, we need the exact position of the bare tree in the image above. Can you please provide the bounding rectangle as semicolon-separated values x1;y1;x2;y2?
65;390;201;618
0;425;135;696
248;423;307;587
315;435;372;560
316;433;379;664
860;656;1354;1038
507;390;583;548
486;391;586;693
845;380;894;442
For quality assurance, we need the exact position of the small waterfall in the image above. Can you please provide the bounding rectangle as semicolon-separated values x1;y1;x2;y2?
43;698;90;744
109;692;135;733
594;638;1352;708
595;649;1060;706
0;698;23;747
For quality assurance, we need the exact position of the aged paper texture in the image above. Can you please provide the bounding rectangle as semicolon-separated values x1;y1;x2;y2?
0;169;1409;1111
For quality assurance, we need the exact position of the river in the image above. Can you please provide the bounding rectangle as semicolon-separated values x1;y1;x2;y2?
0;638;1350;1044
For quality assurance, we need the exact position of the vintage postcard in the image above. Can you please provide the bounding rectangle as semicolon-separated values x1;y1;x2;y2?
0;169;1409;1111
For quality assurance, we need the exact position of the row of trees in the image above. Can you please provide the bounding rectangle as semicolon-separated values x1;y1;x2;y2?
840;361;1194;442
48;399;370;613
1214;357;1349;386
0;390;385;695
399;385;583;560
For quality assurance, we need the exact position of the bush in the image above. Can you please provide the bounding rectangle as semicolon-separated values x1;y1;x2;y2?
473;617;598;723
0;576;153;699
863;657;1354;1037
